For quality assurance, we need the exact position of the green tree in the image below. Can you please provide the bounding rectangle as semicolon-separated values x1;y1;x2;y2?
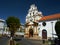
55;21;60;39
6;16;20;37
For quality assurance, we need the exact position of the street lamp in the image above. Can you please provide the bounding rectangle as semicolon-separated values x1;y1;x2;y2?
51;22;53;40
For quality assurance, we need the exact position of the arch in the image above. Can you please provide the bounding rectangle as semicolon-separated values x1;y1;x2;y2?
42;29;47;39
29;29;33;37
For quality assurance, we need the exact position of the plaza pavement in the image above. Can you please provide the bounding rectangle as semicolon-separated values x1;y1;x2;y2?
16;38;49;45
0;36;10;45
0;36;49;45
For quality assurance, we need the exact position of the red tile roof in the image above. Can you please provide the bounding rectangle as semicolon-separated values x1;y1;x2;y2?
39;13;60;21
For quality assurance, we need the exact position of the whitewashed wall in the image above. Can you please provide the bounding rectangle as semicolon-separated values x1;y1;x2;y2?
38;20;58;38
0;19;5;34
0;22;4;29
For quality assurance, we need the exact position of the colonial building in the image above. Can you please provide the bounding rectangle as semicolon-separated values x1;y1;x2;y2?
0;19;5;34
24;4;43;39
25;4;60;40
38;13;60;40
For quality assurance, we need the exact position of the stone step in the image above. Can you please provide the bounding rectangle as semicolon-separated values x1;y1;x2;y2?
29;37;41;40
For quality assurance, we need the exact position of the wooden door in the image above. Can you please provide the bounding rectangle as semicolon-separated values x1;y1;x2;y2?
29;29;33;37
42;29;47;39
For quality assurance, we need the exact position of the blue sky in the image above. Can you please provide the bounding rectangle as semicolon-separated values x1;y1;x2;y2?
0;0;60;24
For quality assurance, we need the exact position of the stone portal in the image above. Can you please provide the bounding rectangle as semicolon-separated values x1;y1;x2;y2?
29;29;33;37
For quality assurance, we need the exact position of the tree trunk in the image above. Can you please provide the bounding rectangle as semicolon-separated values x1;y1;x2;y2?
11;31;14;37
10;40;16;45
10;31;15;45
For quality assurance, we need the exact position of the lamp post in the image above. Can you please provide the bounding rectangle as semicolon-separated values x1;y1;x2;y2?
51;22;54;44
51;22;53;40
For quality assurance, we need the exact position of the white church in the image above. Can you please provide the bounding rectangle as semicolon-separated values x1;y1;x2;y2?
38;13;60;39
24;4;60;40
0;19;5;34
24;4;43;39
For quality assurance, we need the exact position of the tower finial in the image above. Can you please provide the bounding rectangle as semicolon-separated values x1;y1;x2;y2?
30;4;35;7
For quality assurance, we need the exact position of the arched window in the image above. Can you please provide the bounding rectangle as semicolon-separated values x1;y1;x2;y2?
30;13;31;15
33;12;34;15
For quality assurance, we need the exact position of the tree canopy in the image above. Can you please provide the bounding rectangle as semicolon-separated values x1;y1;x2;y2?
6;16;20;37
55;21;60;39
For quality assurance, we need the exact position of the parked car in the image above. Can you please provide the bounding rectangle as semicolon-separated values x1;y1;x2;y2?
13;35;23;41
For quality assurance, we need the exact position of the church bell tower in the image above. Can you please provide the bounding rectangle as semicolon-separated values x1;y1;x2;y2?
24;4;43;39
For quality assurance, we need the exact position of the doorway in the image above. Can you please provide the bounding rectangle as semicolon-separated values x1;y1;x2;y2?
42;29;47;39
29;29;33;37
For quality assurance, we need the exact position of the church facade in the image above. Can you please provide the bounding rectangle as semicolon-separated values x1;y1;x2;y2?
24;4;60;40
24;4;43;39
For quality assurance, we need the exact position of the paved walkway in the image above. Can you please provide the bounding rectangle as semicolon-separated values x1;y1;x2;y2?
16;38;49;45
0;37;10;45
0;36;49;45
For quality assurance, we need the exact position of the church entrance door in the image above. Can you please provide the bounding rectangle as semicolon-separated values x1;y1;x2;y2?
29;29;33;37
42;29;47;39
